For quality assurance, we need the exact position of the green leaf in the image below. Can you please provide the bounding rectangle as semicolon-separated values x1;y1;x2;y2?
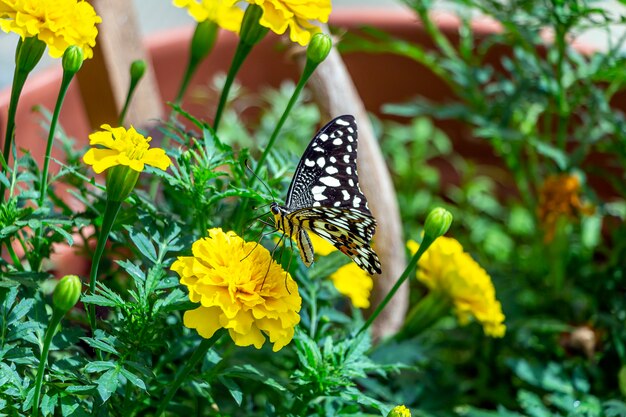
84;361;116;373
40;392;58;416
128;230;157;262
219;376;243;406
120;367;146;391
80;337;118;356
8;298;34;324
223;365;286;392
96;368;119;402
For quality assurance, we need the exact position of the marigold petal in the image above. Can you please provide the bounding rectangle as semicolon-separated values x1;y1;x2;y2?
82;149;119;174
229;325;265;349
329;263;372;309
143;148;172;171
184;306;222;339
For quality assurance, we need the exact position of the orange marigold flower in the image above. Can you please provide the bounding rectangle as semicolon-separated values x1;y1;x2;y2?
172;228;302;352
537;174;593;242
0;0;101;59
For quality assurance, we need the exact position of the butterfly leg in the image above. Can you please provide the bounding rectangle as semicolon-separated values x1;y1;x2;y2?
240;210;274;246
262;232;285;289
283;235;295;294
240;224;278;262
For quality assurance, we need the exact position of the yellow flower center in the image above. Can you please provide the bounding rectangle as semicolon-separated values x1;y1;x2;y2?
121;131;150;160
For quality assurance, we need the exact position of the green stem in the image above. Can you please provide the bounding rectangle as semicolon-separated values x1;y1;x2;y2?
174;60;199;108
357;234;437;336
118;79;140;126
32;309;63;417
213;41;252;133
254;64;314;179
1;67;28;198
394;291;450;341
88;199;122;332
38;71;75;208
155;330;226;417
5;240;23;271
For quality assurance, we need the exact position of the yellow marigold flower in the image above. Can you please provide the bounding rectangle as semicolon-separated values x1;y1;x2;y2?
0;0;101;59
83;125;171;174
388;405;411;417
408;237;506;338
173;0;244;33
537;173;593;242
172;228;302;352
309;234;373;309
246;0;332;46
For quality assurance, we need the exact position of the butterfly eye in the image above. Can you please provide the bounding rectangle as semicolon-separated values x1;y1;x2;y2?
270;205;279;215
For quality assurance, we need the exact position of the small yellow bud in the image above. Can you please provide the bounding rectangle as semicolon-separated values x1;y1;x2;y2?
130;60;147;84
306;33;332;65
387;405;411;417
424;207;453;240
106;165;140;202
240;4;268;47
191;20;218;62
62;46;84;75
53;275;82;313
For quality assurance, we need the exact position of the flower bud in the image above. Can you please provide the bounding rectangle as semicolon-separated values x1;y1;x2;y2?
388;405;411;417
130;60;147;84
53;275;82;313
106;165;140;202
240;4;269;47
306;33;332;65
424;207;453;240
191;20;218;62
62;46;84;75
16;36;46;74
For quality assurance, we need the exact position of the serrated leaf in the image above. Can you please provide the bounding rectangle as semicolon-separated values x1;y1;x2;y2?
117;260;146;283
96;368;119;402
80;295;120;308
8;298;34;324
41;392;58;416
80;338;118;355
84;361;116;373
128;230;157;262
219;377;243;406
223;365;286;392
65;385;97;394
120;368;146;391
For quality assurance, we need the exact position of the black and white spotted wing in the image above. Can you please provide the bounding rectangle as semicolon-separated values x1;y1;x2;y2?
270;115;382;275
285;115;369;212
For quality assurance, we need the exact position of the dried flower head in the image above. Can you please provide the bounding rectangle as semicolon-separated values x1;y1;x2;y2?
0;0;101;59
408;237;506;337
172;228;302;352
537;173;593;242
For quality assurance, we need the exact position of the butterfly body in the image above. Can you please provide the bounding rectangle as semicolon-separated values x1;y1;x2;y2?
271;115;382;275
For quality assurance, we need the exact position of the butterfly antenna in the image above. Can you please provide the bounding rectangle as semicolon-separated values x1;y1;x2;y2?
245;159;277;204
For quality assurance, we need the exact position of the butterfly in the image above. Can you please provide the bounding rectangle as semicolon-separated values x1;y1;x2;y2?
270;115;382;275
